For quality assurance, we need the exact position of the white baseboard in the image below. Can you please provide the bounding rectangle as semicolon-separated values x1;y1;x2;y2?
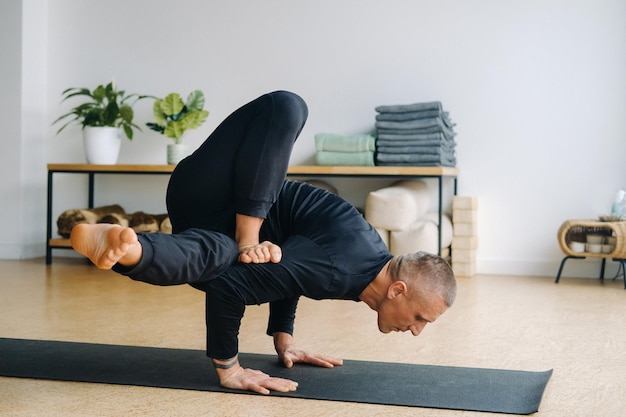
0;243;45;259
477;257;623;279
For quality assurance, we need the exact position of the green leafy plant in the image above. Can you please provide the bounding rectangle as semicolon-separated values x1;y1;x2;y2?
52;82;148;140
147;90;209;144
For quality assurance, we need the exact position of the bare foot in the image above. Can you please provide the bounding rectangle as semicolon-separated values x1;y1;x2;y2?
70;224;140;269
238;241;282;264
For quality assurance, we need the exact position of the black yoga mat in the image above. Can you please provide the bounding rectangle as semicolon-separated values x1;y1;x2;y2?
0;338;551;415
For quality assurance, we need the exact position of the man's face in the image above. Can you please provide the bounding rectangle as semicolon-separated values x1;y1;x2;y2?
377;282;448;336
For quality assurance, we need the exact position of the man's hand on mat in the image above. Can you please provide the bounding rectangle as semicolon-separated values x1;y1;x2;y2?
279;347;343;369
238;241;282;264
273;331;343;369
215;360;298;395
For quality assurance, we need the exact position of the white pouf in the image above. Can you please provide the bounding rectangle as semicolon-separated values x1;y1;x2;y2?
365;180;431;231
389;212;453;255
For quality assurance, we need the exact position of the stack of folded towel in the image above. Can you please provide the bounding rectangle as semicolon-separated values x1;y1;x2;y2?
374;101;457;167
314;133;376;166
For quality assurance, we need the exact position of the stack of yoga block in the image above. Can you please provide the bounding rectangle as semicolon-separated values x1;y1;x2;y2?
374;101;456;167
364;180;453;258
314;133;376;166
451;196;478;277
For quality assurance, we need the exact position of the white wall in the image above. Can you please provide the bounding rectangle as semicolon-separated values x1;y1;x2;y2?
0;0;48;258
3;0;626;278
0;0;23;256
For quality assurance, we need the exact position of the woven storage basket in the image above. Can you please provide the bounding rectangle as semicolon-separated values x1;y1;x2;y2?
557;219;626;258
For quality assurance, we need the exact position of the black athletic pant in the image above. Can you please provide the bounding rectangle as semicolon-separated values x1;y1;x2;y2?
114;91;308;285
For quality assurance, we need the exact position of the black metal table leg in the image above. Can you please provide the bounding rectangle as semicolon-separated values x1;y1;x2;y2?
88;173;95;208
599;258;607;281
437;176;442;256
555;255;585;283
45;170;54;264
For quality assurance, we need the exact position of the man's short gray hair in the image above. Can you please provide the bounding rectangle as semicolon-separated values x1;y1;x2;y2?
387;251;457;307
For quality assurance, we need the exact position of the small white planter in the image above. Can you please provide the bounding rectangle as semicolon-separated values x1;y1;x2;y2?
167;143;189;165
82;126;122;164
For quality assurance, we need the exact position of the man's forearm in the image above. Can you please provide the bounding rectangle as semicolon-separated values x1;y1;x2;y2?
273;331;294;355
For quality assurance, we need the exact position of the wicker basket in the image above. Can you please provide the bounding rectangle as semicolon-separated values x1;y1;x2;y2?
557;219;626;259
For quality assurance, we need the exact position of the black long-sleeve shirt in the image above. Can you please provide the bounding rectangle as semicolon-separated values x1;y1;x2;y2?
118;181;392;359
195;181;393;359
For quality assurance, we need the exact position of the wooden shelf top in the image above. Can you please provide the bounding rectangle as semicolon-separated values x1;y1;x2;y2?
47;164;176;173
48;163;458;177
49;238;72;247
287;165;458;176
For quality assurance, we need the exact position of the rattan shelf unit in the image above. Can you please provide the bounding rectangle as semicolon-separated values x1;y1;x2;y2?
555;219;626;288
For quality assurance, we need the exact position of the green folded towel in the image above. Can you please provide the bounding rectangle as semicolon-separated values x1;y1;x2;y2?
315;151;375;166
315;133;376;152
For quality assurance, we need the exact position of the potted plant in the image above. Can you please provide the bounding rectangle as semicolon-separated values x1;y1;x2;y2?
52;82;148;164
146;90;209;164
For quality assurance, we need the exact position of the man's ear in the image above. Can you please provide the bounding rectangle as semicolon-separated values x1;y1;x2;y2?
387;281;408;299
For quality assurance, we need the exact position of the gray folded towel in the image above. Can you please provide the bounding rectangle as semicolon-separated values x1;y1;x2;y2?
377;132;448;141
376;117;442;130
375;101;442;113
376;139;454;147
376;152;456;167
377;148;455;157
376;109;444;121
376;160;456;167
376;116;455;130
376;139;456;150
377;145;455;154
376;112;455;129
377;126;456;140
377;133;455;145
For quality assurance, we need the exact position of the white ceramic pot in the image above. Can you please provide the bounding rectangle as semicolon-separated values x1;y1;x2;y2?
82;126;122;164
167;143;189;165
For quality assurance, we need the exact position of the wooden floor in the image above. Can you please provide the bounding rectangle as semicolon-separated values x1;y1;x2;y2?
1;257;624;417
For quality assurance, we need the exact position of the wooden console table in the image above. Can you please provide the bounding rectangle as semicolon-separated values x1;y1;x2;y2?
46;164;458;263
